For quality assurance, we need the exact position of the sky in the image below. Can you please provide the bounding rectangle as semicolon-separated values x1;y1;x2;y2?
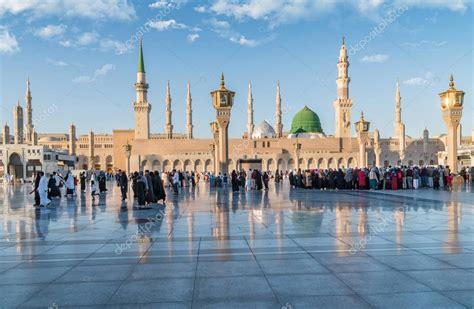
0;0;472;139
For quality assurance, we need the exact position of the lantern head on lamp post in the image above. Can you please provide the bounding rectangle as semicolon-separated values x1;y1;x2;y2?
355;112;370;134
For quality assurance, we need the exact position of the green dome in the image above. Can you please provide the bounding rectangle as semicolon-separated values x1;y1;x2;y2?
290;106;324;134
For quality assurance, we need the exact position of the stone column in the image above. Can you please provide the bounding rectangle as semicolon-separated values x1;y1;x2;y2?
373;129;381;167
355;112;370;168
217;119;229;174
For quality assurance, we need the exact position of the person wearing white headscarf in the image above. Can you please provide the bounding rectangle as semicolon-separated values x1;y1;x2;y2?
38;173;51;206
65;172;75;197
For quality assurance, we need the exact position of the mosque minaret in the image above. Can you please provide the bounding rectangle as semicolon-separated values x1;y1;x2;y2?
2;124;10;145
165;80;173;139
13;100;23;144
333;37;353;138
275;81;283;138
24;78;34;143
186;81;193;139
247;82;254;139
133;37;151;140
394;81;406;162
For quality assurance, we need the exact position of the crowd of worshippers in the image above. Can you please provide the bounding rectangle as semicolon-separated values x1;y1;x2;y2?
30;170;111;207
202;169;271;192
287;166;473;191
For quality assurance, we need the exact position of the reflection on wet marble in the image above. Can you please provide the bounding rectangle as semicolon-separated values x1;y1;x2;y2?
1;182;473;308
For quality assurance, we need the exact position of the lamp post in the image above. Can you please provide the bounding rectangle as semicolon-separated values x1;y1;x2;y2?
210;73;235;175
355;112;370;168
123;141;132;176
210;121;219;173
293;140;301;170
439;75;464;173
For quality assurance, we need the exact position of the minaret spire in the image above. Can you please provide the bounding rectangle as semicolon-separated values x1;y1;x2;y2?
333;37;353;138
25;77;33;143
186;81;193;139
220;72;225;89
275;80;283;138
138;35;145;73
165;80;173;139
13;100;24;144
395;80;402;132
247;81;254;139
133;37;151;139
394;81;405;161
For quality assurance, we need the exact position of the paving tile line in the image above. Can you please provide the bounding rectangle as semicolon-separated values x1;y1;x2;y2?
351;244;472;308
285;234;376;308
189;237;201;309
5;228;472;245
2;245;473;265
102;234;168;305
347;189;474;206
243;234;288;307
16;239;112;308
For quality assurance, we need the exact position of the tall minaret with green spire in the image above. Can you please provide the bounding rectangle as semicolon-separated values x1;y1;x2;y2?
133;37;151;139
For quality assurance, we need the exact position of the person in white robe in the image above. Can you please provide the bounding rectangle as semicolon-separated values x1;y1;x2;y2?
65;172;75;197
38;174;51;206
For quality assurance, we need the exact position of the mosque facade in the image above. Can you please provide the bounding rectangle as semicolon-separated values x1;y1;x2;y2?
1;39;472;180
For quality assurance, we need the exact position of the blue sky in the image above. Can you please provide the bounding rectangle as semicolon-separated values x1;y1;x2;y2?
0;0;472;139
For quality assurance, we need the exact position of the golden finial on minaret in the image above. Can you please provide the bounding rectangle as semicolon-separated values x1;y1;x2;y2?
342;36;345;45
220;72;225;89
449;73;455;89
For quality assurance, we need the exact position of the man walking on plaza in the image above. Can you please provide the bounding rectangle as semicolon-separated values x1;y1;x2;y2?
119;170;128;201
172;170;180;194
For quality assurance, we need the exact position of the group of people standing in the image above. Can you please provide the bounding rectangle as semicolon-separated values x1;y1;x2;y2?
30;171;76;207
288;165;473;191
130;170;166;207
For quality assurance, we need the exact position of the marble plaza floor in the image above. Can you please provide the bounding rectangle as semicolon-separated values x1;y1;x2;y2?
0;182;473;308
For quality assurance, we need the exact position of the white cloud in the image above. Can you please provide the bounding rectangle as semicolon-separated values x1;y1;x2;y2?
403;71;438;86
360;54;389;63
77;32;99;45
34;24;67;39
230;35;258;47
59;40;72;47
149;0;187;9
187;33;200;43
357;0;384;12
194;5;207;13
46;58;68;67
148;19;187;31
0;27;20;54
402;40;447;48
206;17;266;47
99;38;127;52
73;63;115;83
0;0;136;20
206;0;469;28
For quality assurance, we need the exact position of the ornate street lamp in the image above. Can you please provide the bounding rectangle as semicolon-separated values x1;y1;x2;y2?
439;74;464;172
123;141;132;175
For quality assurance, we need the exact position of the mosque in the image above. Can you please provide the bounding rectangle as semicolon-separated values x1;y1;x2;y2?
1;39;472;180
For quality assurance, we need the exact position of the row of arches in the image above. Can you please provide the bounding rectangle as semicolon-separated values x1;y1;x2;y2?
140;156;357;173
78;155;113;171
141;159;213;172
262;157;357;171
